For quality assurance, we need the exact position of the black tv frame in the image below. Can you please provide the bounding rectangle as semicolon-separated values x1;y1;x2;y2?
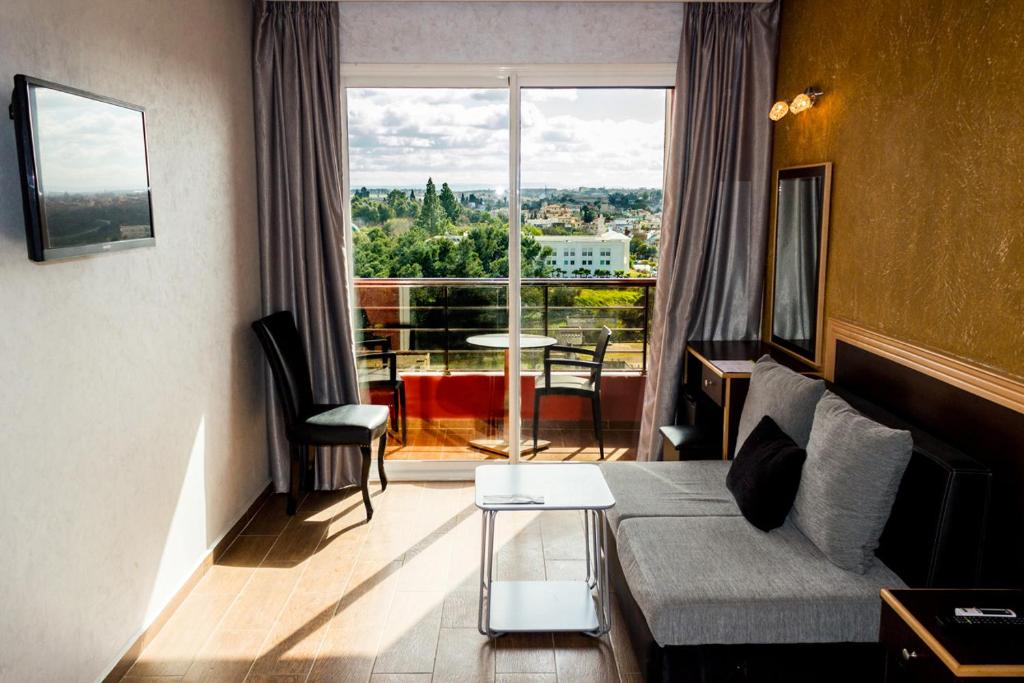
9;74;155;262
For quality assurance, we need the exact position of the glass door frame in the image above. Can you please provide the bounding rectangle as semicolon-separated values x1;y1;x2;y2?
340;63;675;475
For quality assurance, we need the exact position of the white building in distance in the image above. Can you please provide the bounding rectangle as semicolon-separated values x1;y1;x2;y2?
534;231;630;274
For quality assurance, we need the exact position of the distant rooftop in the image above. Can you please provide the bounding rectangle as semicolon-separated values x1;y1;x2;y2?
534;231;631;243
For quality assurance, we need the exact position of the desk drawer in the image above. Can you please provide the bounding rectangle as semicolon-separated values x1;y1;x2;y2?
700;364;724;406
880;603;956;683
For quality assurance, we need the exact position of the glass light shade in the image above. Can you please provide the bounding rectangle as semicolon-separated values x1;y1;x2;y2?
768;100;790;121
789;92;814;114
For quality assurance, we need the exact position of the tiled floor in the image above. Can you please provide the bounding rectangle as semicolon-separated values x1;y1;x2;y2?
122;482;641;682
384;427;639;462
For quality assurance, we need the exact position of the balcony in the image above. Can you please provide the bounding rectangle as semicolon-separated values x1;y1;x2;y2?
355;277;653;461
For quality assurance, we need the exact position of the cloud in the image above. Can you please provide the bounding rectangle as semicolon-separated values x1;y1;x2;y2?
32;86;150;192
347;87;664;190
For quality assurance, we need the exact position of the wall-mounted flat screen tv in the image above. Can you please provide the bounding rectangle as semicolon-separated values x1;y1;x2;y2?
11;75;154;261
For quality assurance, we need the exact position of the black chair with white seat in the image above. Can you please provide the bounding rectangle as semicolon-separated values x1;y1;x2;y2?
252;311;388;519
533;326;612;460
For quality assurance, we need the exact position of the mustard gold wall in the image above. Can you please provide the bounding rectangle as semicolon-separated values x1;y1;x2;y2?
770;0;1024;378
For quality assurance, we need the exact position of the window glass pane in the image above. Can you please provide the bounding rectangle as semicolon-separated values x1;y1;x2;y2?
348;87;513;462
518;87;664;462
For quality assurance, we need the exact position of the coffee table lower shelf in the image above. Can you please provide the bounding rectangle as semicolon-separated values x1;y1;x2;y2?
486;581;599;633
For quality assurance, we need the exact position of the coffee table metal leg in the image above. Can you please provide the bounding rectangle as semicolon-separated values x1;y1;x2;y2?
478;510;499;637
600;509;611;634
478;510;488;635
584;509;611;637
584;509;593;588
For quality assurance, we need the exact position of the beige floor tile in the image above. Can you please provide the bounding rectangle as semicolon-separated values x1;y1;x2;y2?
262;517;327;568
219;573;296;632
369;675;433;683
127;593;236;677
309;557;402;680
494;675;557;683
193;536;277;597
553;633;619;683
432;627;495;682
294;539;359;597
440;591;479;629
248;592;337;677
240;494;299;536
180;627;264;682
372;590;444;674
494;633;555;674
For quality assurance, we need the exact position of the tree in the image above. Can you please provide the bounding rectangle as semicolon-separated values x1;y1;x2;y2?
415;178;445;234
408;189;416;200
439;182;461;222
581;204;597;224
630;233;656;261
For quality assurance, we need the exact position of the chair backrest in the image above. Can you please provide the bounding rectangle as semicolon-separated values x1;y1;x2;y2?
591;326;612;384
252;311;314;427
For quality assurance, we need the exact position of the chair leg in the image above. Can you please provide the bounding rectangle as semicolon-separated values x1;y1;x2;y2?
359;445;373;521
287;443;303;515
399;382;408;444
306;445;316;490
377;432;389;491
533;391;541;454
391;387;400;432
592;395;605;460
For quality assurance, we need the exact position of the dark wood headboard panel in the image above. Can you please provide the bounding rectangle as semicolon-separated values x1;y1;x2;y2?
832;337;1024;587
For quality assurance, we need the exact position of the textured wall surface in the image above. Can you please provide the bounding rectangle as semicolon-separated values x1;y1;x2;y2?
0;1;266;680
340;1;684;63
770;0;1024;377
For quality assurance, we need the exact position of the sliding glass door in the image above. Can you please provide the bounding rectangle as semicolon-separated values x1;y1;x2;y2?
342;68;672;471
347;86;515;464
518;87;666;463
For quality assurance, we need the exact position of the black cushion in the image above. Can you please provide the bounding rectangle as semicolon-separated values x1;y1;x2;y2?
289;403;389;446
726;416;807;532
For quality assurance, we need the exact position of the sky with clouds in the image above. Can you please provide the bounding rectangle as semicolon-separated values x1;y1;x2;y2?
347;87;666;192
32;86;149;193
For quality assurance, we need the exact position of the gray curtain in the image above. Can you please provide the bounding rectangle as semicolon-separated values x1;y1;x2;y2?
252;0;363;490
638;2;780;461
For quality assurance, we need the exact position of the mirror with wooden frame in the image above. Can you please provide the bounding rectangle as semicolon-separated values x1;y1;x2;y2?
768;163;832;365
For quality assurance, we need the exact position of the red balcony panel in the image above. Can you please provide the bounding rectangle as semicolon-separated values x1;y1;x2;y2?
368;372;644;424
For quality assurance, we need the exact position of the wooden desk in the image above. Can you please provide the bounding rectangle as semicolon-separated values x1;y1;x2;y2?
880;589;1024;681
683;340;817;459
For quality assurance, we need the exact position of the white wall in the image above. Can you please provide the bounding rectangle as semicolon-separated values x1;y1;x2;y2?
340;1;684;63
0;2;267;681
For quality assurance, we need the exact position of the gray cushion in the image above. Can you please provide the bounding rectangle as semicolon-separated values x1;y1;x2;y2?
292;403;390;445
735;355;826;451
535;374;594;391
600;461;739;532
791;391;913;574
616;516;906;646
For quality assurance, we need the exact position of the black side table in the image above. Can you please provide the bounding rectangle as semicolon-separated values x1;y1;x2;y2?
881;589;1024;682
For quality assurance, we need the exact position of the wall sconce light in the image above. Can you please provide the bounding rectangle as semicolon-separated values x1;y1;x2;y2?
768;87;824;121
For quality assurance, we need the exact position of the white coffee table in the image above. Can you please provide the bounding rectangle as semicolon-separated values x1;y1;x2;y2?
475;463;615;637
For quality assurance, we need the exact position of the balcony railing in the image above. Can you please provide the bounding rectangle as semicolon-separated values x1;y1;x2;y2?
355;277;655;375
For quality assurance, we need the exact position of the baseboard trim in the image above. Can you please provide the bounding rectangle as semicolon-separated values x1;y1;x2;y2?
100;481;273;683
824;318;1024;415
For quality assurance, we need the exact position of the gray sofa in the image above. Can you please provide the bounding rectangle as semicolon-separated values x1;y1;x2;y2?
600;385;991;682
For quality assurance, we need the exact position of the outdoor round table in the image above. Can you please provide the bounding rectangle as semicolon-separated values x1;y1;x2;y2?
465;333;557;457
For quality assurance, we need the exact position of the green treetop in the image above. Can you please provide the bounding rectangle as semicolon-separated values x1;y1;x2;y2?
415;178;446;234
439;182;461;223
